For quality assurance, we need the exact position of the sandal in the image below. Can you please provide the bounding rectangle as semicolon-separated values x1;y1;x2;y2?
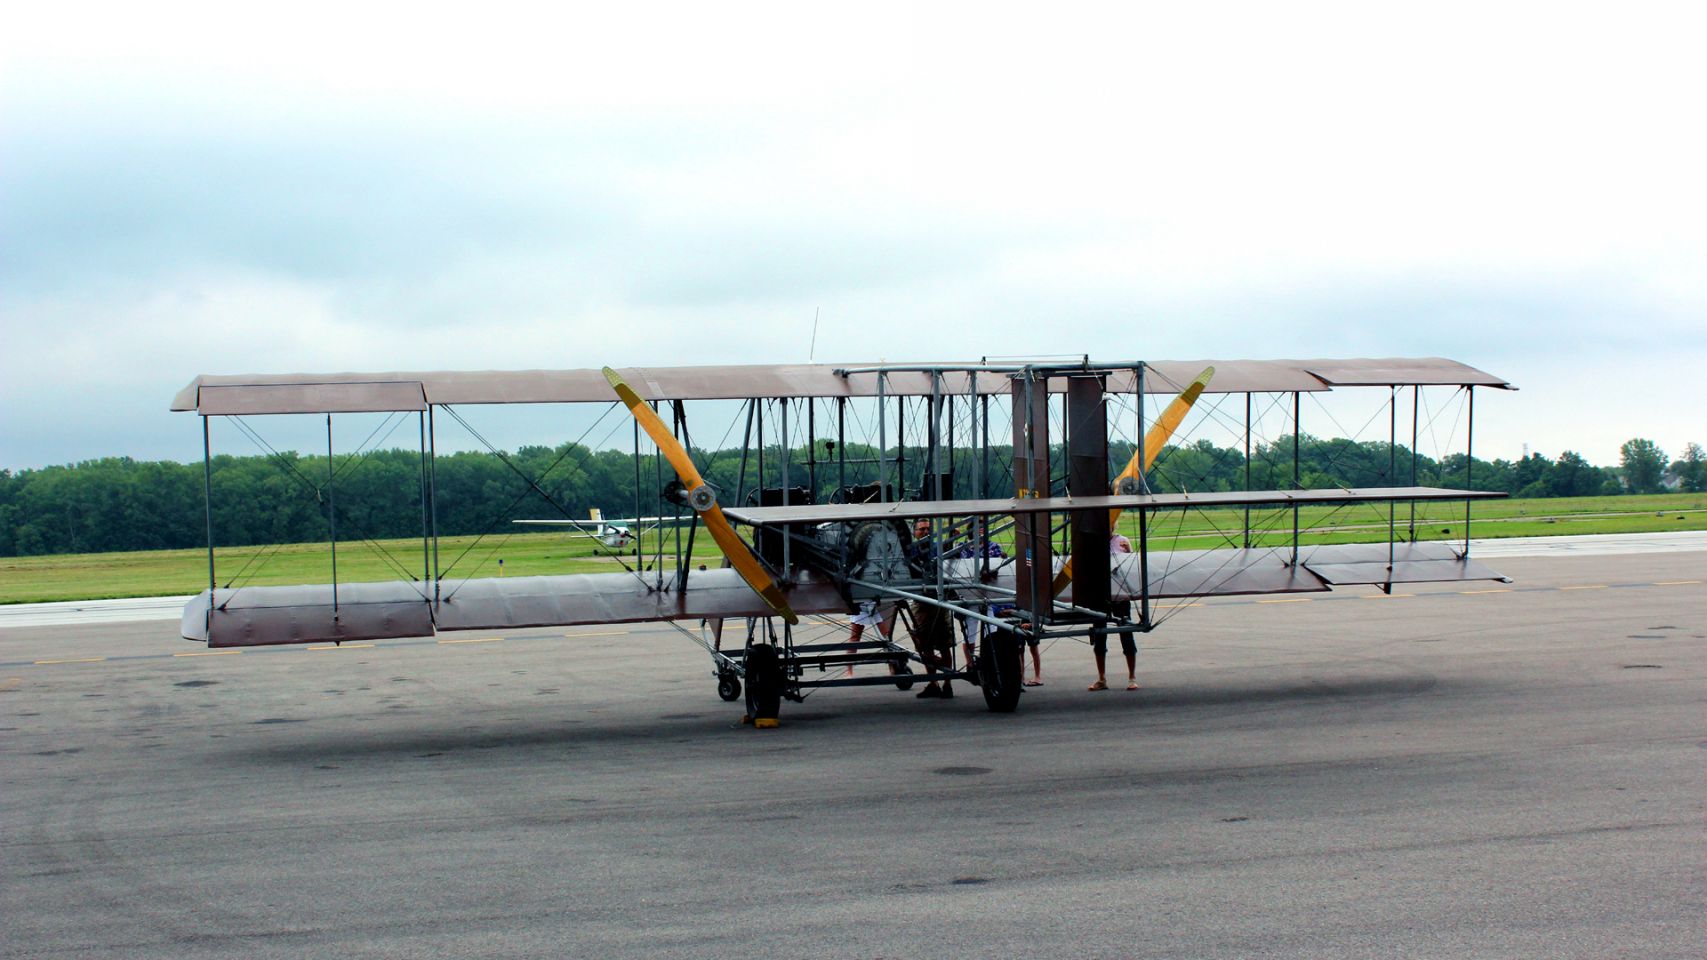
1125;680;1140;691
1087;680;1108;691
1023;679;1042;687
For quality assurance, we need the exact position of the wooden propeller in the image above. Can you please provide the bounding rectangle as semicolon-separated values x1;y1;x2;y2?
603;368;798;624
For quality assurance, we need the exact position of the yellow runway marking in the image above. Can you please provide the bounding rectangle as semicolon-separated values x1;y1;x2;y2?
0;677;21;690
1257;597;1312;604
34;657;105;665
565;631;629;638
439;637;501;645
1461;588;1511;595
174;650;243;657
1360;593;1415;599
1559;585;1607;591
306;643;375;651
1654;580;1701;586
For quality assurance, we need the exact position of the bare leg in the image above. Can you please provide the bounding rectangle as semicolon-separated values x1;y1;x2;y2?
845;623;863;678
1124;651;1138;690
1090;649;1108;690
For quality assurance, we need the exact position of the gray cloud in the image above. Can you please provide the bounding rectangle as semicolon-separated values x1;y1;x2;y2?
3;43;1704;471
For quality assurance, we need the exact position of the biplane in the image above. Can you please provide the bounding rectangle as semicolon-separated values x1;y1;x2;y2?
170;357;1513;725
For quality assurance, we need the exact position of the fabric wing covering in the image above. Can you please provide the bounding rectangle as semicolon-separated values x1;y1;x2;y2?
172;357;1512;414
182;543;1506;647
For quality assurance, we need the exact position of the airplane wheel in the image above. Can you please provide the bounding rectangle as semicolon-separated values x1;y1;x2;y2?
892;661;915;691
744;643;783;723
978;629;1023;713
717;672;742;702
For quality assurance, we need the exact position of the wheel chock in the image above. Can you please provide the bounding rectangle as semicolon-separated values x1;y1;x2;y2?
753;717;780;729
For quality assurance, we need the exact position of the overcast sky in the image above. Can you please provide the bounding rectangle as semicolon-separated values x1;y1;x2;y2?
3;1;1703;470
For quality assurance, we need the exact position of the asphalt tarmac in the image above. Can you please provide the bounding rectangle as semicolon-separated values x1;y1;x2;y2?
3;550;1703;959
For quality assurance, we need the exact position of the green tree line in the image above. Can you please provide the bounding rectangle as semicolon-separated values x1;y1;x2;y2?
1;436;1699;557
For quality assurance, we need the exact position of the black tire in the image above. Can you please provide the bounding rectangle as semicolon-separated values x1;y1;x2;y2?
892;661;915;691
978;629;1023;713
744;642;783;721
716;672;742;702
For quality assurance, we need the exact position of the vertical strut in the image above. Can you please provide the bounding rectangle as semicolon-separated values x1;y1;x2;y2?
896;395;906;499
877;374;888;502
1243;392;1252;549
979;392;989;499
1388;386;1397;591
974;379;987;568
1465;386;1475;556
930;373;944;599
202;416;215;598
428;406;440;604
1292;391;1302;567
1134;365;1147;494
419;411;430;585
632;416;643;574
1410;385;1420;540
654;401;665;590
674;400;687;580
780;397;791;574
1012;371;1051;628
736;398;755;507
326;414;338;616
946;389;955;498
836;396;846;493
1065;374;1110;615
1138;488;1150;630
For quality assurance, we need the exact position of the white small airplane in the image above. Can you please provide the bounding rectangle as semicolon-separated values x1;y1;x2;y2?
513;508;683;549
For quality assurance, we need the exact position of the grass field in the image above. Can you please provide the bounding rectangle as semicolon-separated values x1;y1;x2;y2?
3;492;1703;604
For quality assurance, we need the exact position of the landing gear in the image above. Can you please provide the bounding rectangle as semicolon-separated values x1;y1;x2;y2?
978;628;1023;713
743;642;784;727
891;661;915;691
716;672;742;702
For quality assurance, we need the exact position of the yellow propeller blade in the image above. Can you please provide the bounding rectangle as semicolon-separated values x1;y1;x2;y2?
604;368;798;624
605;369;704;488
1052;366;1215;596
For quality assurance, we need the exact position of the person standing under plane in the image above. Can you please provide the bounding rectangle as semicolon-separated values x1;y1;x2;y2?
843;600;897;678
907;519;959;699
951;539;1030;684
1089;532;1139;691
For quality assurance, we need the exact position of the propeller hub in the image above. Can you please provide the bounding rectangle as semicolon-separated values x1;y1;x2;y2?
687;484;717;512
